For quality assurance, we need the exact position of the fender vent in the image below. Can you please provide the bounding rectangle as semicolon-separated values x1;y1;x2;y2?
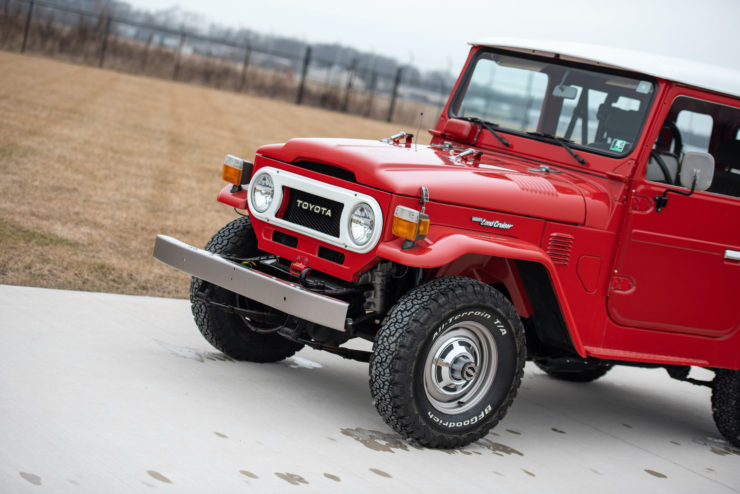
547;233;574;265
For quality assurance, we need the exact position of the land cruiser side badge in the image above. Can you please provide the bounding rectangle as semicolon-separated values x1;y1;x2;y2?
471;216;514;230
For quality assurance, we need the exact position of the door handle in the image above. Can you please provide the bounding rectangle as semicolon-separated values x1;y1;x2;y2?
726;249;740;261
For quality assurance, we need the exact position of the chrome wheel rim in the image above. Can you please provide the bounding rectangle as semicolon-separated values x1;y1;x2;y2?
423;321;498;414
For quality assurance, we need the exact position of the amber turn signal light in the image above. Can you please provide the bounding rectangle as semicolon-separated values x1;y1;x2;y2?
392;206;430;242
222;154;254;188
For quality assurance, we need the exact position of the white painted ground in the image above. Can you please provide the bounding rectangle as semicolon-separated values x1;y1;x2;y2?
0;285;738;493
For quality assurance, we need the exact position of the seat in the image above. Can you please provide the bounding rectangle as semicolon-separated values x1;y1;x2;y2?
645;121;683;184
647;152;680;184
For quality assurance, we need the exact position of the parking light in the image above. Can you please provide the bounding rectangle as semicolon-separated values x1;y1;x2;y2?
392;205;430;249
222;154;254;190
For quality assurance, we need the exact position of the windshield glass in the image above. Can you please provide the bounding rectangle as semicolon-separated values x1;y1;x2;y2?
450;49;656;157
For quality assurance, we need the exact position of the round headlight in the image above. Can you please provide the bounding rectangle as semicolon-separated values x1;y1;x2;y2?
349;203;375;246
251;173;274;213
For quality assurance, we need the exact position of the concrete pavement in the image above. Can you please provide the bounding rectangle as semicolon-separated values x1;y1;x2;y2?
1;284;738;493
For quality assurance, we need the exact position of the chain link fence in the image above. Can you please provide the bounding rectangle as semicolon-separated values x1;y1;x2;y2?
1;0;453;126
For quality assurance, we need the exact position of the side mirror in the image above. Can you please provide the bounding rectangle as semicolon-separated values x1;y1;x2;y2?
679;151;714;191
552;84;578;100
655;151;715;213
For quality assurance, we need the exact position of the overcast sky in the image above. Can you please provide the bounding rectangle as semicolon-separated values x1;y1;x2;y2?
125;0;739;74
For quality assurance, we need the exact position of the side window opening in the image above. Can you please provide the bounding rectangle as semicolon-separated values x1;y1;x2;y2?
646;96;740;198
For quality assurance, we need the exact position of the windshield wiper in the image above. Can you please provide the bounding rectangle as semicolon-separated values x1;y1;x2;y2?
527;132;587;166
459;117;511;147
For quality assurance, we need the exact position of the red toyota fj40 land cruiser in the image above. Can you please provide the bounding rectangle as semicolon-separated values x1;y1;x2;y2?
154;38;740;448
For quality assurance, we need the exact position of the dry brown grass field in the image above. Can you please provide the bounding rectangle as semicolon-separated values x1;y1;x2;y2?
0;51;433;298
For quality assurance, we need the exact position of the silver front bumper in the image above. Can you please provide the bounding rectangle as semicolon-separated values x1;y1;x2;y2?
153;235;349;331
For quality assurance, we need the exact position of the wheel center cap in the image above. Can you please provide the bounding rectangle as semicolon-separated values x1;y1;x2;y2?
451;356;477;382
461;362;478;381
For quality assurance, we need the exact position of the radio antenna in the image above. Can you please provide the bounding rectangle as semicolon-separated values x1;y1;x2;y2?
415;112;423;150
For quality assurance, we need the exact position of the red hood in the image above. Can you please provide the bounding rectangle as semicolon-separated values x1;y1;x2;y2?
258;138;586;224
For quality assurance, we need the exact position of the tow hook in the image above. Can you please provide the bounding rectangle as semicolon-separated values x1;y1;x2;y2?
290;257;309;277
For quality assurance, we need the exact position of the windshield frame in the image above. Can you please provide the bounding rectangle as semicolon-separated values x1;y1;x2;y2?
448;47;658;160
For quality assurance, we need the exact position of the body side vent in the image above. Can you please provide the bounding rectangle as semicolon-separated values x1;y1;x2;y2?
547;233;574;266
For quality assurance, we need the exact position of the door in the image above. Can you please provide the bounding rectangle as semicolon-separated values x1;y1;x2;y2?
607;89;740;338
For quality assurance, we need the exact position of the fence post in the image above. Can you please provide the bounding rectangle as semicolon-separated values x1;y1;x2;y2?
239;44;251;92
21;0;34;53
364;71;378;117
98;16;111;68
172;30;185;80
341;58;357;113
295;46;311;105
387;66;403;122
141;33;152;72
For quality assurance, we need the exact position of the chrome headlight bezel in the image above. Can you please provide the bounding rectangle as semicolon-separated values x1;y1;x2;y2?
348;203;375;247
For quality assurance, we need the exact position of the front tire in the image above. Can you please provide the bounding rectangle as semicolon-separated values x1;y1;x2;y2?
712;370;740;447
369;277;526;448
190;216;303;362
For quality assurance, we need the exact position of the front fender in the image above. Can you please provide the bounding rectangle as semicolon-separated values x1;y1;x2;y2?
217;184;248;209
376;226;586;357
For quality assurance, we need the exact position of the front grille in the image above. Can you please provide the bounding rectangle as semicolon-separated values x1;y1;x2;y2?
281;188;343;237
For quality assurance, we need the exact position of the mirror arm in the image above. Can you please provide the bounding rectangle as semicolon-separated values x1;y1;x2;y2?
654;175;697;213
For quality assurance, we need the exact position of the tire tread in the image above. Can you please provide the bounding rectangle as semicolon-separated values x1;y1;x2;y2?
369;276;526;448
712;369;740;447
190;217;302;362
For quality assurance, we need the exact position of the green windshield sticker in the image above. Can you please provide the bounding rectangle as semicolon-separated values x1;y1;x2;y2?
610;139;628;152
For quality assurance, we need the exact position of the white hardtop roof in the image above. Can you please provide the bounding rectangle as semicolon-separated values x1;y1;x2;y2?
473;37;740;98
